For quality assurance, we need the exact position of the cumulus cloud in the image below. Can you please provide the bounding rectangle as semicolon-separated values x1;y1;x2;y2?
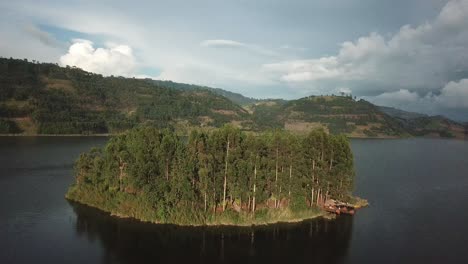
435;79;468;109
263;2;468;89
365;89;430;113
365;79;468;119
59;40;136;76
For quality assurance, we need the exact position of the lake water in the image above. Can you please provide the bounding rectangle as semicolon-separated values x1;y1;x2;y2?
1;137;468;263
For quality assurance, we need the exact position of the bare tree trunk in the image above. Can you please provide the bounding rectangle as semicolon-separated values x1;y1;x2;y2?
119;157;123;191
213;188;216;214
275;147;278;209
252;164;257;213
288;163;292;199
321;144;324;162
204;191;207;212
118;157;126;192
279;186;282;208
310;159;315;207
326;185;329;202
222;139;230;212
311;188;314;207
316;188;321;206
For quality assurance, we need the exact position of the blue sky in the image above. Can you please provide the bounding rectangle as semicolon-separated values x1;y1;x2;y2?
1;0;468;120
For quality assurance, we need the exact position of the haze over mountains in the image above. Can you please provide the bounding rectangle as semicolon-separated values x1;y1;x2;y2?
0;57;466;139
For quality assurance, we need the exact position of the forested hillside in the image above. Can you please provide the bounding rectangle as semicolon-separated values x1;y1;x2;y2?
149;80;258;106
0;58;251;134
1;57;465;139
66;126;356;225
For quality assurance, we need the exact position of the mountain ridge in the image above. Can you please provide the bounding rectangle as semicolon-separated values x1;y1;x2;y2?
0;57;466;139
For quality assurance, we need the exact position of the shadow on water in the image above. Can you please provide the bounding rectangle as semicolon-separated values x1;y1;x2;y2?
69;201;354;264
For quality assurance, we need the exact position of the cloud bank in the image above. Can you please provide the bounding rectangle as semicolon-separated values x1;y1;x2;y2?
262;0;468;119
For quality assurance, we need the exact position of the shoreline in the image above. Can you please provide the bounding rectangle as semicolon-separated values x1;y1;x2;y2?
65;195;335;228
0;133;112;137
1;133;464;140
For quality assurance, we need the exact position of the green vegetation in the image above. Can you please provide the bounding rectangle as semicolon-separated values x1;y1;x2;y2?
66;125;355;226
1;57;465;139
0;118;20;133
0;57;250;134
149;80;258;106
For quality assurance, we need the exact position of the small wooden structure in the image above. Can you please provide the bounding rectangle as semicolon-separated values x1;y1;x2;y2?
323;199;355;215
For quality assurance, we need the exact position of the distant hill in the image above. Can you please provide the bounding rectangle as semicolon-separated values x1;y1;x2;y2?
250;96;407;138
404;116;466;138
0;57;465;139
148;80;258;106
379;106;466;139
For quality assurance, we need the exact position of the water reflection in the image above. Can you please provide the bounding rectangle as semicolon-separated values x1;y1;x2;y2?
70;201;353;264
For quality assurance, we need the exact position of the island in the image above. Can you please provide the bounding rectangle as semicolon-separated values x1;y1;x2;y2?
66;126;367;226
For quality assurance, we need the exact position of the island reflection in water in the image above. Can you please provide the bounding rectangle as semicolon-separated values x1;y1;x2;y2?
69;201;353;264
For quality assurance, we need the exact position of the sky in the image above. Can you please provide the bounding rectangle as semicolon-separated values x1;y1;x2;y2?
1;0;468;121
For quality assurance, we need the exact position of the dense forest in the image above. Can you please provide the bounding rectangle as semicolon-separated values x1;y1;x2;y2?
66;126;356;225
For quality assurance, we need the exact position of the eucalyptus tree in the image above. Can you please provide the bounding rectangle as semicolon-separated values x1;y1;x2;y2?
69;125;356;224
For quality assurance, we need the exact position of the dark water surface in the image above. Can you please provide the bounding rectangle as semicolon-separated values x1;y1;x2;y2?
1;137;468;263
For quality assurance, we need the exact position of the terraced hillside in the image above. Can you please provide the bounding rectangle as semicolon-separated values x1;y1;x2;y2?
250;96;408;137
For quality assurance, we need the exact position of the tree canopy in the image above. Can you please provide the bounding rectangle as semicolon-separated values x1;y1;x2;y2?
67;126;355;225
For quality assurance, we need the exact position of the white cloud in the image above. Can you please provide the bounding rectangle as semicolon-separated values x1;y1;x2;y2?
436;79;468;108
365;79;468;117
59;40;136;76
371;89;420;105
437;0;468;27
365;89;427;112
